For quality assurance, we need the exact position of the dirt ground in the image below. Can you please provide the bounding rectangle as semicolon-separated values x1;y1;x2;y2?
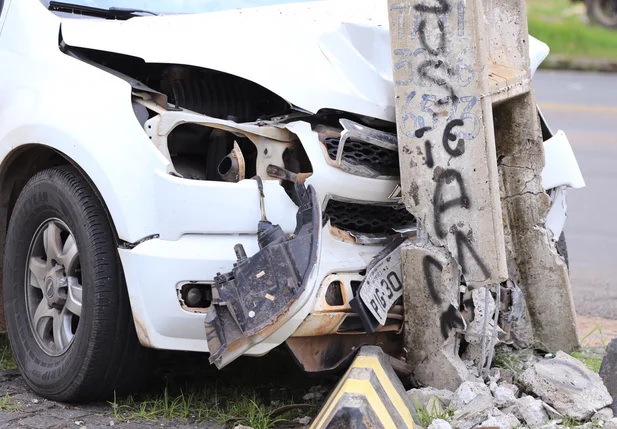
578;314;617;347
0;313;614;428
0;370;219;429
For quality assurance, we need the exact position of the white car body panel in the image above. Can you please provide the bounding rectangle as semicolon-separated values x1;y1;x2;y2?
0;0;585;357
542;130;586;190
529;35;550;77
60;1;550;124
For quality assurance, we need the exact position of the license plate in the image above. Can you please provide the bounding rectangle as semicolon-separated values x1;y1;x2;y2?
359;243;404;326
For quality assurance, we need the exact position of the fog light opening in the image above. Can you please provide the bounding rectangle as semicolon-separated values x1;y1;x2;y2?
325;281;344;307
180;283;213;309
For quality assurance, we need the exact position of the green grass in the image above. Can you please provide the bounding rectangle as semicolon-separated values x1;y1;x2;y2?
571;350;603;373
0;335;16;371
413;397;454;427
0;394;21;412
109;388;311;429
0;334;322;427
108;349;326;429
527;0;617;59
562;416;587;428
491;345;529;374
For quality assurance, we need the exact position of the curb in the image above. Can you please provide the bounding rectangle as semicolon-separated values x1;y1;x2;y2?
541;55;617;73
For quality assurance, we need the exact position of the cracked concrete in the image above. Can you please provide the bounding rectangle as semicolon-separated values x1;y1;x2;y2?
401;240;470;390
494;92;580;353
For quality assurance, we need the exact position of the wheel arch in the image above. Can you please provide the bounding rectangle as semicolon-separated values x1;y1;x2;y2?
0;144;121;332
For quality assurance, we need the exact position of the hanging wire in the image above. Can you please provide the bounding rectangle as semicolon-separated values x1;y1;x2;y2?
484;284;501;378
478;286;491;376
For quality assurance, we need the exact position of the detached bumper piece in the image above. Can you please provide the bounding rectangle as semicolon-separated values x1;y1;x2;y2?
205;184;319;368
310;346;418;429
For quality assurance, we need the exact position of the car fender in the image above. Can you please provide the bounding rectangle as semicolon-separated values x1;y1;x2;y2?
0;0;171;243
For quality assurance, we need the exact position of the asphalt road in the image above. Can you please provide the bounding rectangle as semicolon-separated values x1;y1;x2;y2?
532;70;617;319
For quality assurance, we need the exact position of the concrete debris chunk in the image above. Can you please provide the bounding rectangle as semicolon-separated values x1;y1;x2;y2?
593;408;615;423
452;381;493;409
451;394;495;429
293;416;312;425
479;412;521;429
428;418;453;429
518;351;612;419
600;338;617;413
465;288;496;345
489;368;501;385
493;383;519;407
537;422;559;429
542;401;564;420
408;387;454;408
302;385;329;402
604;418;617;429
513;395;549;427
463;288;506;368
413;337;471;392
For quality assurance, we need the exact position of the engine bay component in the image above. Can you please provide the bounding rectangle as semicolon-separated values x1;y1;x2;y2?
218;142;246;182
135;94;297;177
266;164;312;184
204;183;320;368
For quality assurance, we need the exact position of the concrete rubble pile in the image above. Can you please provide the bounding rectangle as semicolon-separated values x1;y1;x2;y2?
409;350;614;429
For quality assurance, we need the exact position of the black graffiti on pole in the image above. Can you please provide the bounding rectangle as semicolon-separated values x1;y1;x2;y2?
423;253;469;340
425;141;435;168
440;304;466;340
432;168;470;239
417;60;457;101
414;0;451;14
415;0;458;100
411;0;492;339
455;231;491;279
417;18;446;56
422;255;443;305
442;119;466;157
415;126;432;138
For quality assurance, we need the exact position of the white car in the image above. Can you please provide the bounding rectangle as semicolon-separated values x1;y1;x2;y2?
0;0;584;402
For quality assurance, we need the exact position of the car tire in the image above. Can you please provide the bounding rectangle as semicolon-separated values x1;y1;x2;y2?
585;0;617;28
3;165;148;402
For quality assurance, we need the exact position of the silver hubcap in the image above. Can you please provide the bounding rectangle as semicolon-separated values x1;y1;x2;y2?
26;219;82;356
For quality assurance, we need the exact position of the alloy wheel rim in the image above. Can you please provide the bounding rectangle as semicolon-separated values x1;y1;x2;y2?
25;219;83;356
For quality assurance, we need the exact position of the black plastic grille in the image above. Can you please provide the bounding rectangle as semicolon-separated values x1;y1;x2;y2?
324;137;400;177
325;200;415;234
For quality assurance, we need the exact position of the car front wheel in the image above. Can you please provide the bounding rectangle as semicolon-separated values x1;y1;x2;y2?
3;165;147;402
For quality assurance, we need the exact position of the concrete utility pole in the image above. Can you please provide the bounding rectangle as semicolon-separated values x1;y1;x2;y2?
388;0;579;389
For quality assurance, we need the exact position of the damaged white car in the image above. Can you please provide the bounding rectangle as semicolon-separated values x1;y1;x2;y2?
0;0;584;401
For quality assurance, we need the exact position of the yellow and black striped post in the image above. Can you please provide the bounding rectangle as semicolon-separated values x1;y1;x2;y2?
310;346;418;428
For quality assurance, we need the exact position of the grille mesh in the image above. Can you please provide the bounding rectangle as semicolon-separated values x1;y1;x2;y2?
325;200;415;234
324;137;400;177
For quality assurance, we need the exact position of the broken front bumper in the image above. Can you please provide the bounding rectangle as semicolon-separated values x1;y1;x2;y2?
204;184;321;368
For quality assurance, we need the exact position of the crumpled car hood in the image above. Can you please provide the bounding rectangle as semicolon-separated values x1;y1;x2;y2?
60;0;546;123
60;0;395;121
